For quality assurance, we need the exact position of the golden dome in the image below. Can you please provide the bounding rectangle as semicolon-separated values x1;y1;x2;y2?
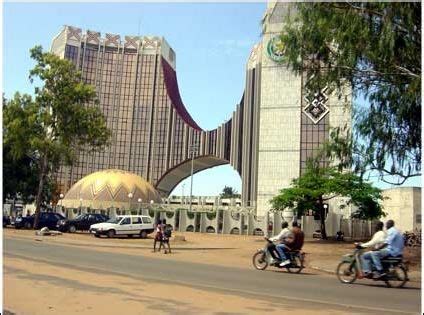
62;169;162;209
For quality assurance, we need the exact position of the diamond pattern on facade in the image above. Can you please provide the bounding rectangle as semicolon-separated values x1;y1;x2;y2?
303;87;329;124
124;36;139;49
142;38;159;49
86;30;100;44
105;33;120;47
67;26;82;41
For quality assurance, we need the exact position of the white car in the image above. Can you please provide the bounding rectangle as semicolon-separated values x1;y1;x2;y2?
89;215;154;238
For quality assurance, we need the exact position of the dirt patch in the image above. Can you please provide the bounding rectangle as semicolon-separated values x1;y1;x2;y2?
4;257;348;315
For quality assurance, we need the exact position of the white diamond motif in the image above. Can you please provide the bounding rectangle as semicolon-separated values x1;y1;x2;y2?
303;87;329;124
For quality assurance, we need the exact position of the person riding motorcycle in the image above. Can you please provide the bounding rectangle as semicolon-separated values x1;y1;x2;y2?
269;221;294;267
362;220;404;279
290;221;304;251
358;221;386;278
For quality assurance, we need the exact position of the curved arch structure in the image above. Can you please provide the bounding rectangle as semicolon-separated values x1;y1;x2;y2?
155;155;229;196
52;3;351;214
52;26;254;204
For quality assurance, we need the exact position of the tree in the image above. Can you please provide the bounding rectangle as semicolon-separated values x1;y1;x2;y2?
3;143;54;204
220;186;241;199
279;2;421;185
3;46;111;228
3;94;55;205
270;159;384;239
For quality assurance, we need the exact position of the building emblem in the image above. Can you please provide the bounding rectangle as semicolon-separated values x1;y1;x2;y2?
267;36;285;62
303;87;329;123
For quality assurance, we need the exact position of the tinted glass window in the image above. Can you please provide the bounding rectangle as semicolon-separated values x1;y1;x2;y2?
132;217;142;224
142;217;152;224
121;217;131;225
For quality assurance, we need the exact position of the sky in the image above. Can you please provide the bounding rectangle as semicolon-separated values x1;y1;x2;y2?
3;2;420;198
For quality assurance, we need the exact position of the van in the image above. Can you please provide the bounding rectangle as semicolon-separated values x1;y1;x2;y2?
89;215;154;238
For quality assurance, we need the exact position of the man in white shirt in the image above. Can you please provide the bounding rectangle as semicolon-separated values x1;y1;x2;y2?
269;221;294;267
359;221;386;277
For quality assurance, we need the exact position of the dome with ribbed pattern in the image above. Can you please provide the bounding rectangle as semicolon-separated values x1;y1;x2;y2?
62;169;161;209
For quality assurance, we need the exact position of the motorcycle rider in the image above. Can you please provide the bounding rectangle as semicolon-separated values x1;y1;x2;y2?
290;221;304;251
362;220;404;279
359;221;386;278
269;221;294;267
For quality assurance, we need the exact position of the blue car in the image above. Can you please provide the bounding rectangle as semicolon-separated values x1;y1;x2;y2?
15;212;65;230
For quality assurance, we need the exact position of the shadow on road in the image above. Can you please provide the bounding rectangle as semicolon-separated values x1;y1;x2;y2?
264;269;316;276
348;281;421;290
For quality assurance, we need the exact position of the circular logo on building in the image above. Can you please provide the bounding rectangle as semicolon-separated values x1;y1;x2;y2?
267;36;285;62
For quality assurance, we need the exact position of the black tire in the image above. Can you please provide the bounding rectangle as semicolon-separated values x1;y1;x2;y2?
385;265;408;288
68;225;77;233
140;230;148;239
252;251;268;270
336;262;358;284
94;234;100;238
107;229;115;238
128;234;133;238
24;222;32;229
287;255;304;274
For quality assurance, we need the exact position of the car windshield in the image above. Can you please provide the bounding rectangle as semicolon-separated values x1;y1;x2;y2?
74;214;85;220
107;217;122;224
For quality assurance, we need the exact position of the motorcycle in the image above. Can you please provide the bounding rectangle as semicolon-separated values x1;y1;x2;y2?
336;243;409;288
252;238;305;273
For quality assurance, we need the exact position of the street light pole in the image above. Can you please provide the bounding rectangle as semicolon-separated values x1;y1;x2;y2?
189;144;198;213
138;198;142;215
59;193;64;216
128;192;133;214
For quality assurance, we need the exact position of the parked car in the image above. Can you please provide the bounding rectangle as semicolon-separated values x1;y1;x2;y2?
3;215;11;228
57;213;109;233
15;212;65;230
89;215;154;238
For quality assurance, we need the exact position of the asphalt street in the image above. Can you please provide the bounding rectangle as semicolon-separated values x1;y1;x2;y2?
4;237;421;314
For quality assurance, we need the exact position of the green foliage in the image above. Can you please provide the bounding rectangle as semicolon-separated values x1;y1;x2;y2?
279;2;421;184
3;143;53;203
220;186;241;199
3;46;111;227
270;159;384;239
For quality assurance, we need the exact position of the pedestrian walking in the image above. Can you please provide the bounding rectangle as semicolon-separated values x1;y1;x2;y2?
153;219;163;252
159;219;172;254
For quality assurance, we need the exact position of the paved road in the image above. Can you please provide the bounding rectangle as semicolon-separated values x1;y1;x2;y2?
4;237;421;314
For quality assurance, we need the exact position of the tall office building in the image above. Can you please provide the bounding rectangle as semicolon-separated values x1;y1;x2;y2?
52;2;351;215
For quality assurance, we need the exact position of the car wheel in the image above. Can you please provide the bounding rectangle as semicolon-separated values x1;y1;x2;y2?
128;234;133;238
140;230;148;239
107;229;115;238
94;234;100;238
68;225;77;233
24;222;32;229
